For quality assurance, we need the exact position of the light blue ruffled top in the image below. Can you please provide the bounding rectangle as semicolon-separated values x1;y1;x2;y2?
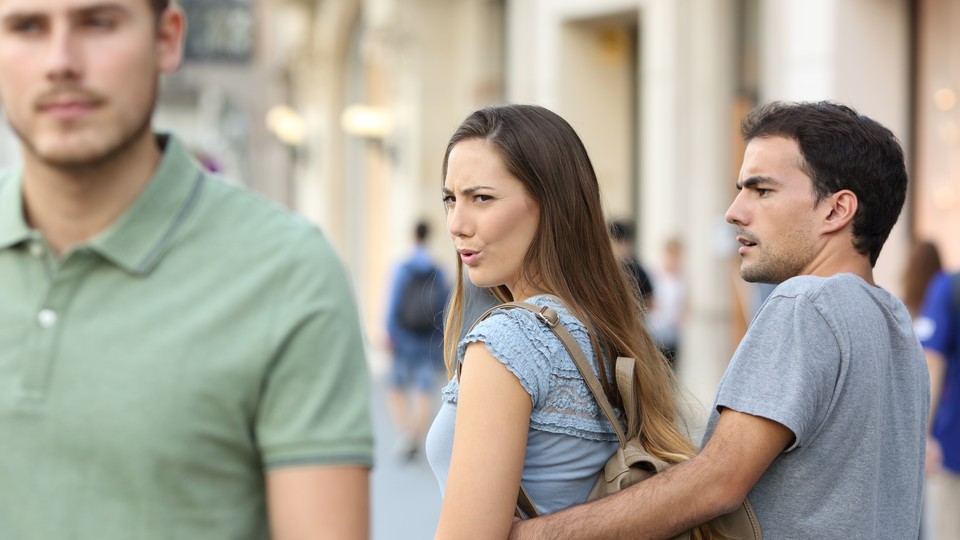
425;295;621;515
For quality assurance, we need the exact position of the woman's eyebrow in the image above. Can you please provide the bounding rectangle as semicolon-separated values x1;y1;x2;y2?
442;185;495;195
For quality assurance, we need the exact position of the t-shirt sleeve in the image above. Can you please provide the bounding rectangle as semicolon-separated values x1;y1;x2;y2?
917;272;957;357
458;309;552;409
715;293;841;452
256;227;373;469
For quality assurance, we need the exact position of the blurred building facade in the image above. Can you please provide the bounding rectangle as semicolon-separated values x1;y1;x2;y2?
269;0;507;346
0;0;953;408
499;0;917;402
277;0;951;407
156;0;299;200
498;0;960;404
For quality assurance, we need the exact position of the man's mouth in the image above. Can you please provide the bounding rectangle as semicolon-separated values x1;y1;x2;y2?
36;91;103;120
736;231;758;255
735;228;758;247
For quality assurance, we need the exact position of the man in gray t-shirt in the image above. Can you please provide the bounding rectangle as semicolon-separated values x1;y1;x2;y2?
510;101;929;539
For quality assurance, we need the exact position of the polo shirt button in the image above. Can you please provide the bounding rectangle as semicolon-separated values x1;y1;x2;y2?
29;242;43;257
37;309;58;329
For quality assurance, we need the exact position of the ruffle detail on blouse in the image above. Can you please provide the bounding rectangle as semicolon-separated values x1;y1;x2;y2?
445;295;621;441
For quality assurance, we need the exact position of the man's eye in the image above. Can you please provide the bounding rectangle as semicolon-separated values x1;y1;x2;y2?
84;16;116;29
475;194;492;202
9;20;43;33
442;195;455;205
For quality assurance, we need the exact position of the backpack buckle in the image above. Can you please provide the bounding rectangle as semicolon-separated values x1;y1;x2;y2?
535;306;559;327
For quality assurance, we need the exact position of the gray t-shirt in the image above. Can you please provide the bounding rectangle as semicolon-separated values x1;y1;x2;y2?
704;274;929;539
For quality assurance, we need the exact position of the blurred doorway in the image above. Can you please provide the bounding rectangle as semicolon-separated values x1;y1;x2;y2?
558;12;639;225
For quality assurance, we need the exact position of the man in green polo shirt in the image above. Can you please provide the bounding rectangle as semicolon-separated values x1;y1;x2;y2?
0;0;373;538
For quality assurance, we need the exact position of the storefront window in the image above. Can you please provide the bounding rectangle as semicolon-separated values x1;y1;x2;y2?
181;0;255;62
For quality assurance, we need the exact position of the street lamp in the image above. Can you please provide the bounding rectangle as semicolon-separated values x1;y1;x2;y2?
266;105;306;146
340;104;394;138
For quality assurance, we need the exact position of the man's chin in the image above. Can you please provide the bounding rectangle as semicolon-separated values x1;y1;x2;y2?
738;265;768;284
34;150;110;170
27;132;135;171
23;131;103;165
740;268;783;285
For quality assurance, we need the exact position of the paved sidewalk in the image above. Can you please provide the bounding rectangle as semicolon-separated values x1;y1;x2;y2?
369;345;443;540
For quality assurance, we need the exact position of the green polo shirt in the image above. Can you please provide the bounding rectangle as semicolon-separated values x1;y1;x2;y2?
0;135;373;539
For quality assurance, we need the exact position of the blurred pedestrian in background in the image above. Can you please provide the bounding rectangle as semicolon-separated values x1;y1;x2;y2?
427;104;707;539
609;218;655;310
914;246;960;540
0;1;372;538
901;239;943;540
903;240;943;318
647;236;686;368
385;220;449;462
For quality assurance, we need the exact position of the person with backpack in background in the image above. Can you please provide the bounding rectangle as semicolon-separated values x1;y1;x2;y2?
386;220;450;461
915;259;960;540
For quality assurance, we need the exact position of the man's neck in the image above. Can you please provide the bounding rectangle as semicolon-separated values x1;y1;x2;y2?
801;241;876;286
20;133;163;257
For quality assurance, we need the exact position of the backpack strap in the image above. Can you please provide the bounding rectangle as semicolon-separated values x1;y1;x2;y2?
615;355;641;441
516;486;538;520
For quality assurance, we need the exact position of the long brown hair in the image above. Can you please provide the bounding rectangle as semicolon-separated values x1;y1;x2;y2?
902;240;942;317
441;104;703;491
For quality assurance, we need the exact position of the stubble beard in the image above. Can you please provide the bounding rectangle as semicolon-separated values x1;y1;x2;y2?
738;247;807;285
11;81;158;174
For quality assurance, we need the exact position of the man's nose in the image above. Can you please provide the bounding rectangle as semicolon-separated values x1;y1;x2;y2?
725;192;747;226
45;25;82;83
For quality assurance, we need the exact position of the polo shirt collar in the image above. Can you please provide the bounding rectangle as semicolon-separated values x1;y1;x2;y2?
89;134;205;275
0;170;30;250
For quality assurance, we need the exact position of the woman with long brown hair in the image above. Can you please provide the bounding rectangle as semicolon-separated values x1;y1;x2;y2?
424;105;705;539
902;240;942;318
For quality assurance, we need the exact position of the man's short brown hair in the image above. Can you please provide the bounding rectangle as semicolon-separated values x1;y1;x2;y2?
152;0;171;17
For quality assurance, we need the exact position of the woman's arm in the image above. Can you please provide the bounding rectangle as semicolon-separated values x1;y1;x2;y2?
435;342;533;539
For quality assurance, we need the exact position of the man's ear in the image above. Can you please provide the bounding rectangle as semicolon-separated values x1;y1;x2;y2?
821;190;858;234
157;6;186;74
